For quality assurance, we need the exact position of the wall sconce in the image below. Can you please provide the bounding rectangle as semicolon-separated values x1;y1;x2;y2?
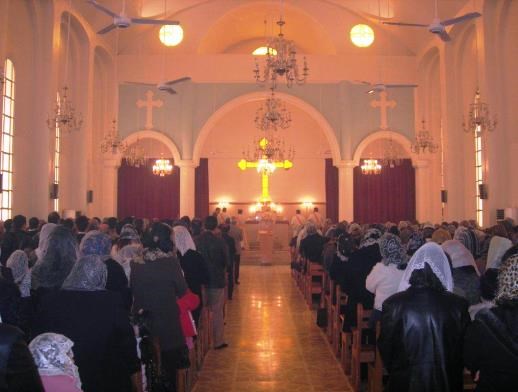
217;200;230;209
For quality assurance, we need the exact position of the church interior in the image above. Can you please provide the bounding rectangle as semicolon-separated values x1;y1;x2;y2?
1;1;518;391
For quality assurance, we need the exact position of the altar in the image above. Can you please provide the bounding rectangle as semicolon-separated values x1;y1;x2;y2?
243;219;290;251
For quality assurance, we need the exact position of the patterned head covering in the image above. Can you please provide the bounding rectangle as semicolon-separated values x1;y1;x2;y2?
119;224;141;242
35;223;57;261
61;255;107;291
360;228;382;249
79;230;112;259
431;228;452;245
29;333;81;390
379;233;405;266
495;254;518;304
406;232;425;256
6;250;31;297
172;225;196;257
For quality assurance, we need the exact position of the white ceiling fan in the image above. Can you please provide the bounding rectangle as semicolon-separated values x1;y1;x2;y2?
382;0;481;42
354;81;418;95
125;77;191;95
87;0;180;35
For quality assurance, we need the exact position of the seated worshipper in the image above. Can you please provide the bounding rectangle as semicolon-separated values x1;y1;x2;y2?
378;242;470;392
31;225;77;303
34;223;57;263
464;255;518;392
486;229;513;271
322;228;344;272
29;333;82;392
299;224;326;264
173;225;209;326
34;255;140;392
1;215;31;266
6;250;34;337
113;224;143;281
220;224;236;300
422;223;435;241
366;233;406;327
468;268;498;320
442;240;481;305
131;223;190;391
348;223;363;247
79;230;131;310
406;232;425;257
329;232;357;281
75;215;89;244
431;228;452;245
454;224;480;259
336;229;382;332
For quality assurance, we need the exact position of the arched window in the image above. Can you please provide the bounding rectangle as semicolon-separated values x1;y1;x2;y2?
53;92;61;212
1;59;15;220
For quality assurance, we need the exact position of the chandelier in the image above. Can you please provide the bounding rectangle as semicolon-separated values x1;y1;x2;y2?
411;119;438;154
380;137;402;168
152;158;173;176
255;89;292;131
100;119;126;154
361;159;382;175
462;88;497;134
243;133;294;168
123;139;147;167
47;86;84;133
253;18;309;89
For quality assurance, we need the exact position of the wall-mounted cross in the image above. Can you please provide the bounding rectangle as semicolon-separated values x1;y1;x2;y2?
136;90;163;130
370;90;396;129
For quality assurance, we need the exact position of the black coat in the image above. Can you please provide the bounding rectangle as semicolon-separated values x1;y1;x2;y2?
378;287;470;392
300;233;325;263
178;249;209;325
464;306;518;392
33;290;139;392
0;231;30;266
104;258;132;311
195;232;229;289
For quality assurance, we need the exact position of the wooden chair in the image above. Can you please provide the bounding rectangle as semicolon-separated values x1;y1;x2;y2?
350;304;376;391
333;286;347;357
325;278;335;341
305;261;324;307
367;321;383;392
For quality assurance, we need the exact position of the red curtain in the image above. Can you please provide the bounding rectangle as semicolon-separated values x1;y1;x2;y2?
325;158;339;223
117;160;180;219
195;158;209;219
353;159;415;224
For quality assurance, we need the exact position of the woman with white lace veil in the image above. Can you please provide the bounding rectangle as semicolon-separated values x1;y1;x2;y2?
379;242;469;392
29;333;82;392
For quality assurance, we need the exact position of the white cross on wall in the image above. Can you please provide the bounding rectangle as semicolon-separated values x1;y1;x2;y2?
136;90;163;130
370;91;396;129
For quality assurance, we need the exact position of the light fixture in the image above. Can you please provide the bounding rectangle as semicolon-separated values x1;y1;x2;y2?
217;200;230;209
100;119;127;154
350;24;375;48
123;139;147;167
242;134;295;169
252;46;278;56
47;86;84;134
462;88;497;134
253;18;308;89
152;157;173;176
361;159;382;175
159;25;183;46
380;137;402;168
411;119;438;154
255;89;292;131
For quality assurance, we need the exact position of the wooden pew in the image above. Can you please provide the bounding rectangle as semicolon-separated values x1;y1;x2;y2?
367;321;383;392
350;304;375;391
305;261;324;308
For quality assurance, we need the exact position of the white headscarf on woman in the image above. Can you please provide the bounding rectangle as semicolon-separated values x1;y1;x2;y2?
35;223;57;261
172;225;196;256
6;250;31;297
442;239;480;276
398;242;454;292
29;333;81;390
486;236;513;270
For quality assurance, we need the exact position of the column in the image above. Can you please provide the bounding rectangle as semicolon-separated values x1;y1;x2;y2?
177;160;196;218
102;154;121;217
414;160;430;223
337;160;355;222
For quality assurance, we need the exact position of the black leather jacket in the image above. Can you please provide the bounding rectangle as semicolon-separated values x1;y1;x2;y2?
378;286;470;392
195;231;229;289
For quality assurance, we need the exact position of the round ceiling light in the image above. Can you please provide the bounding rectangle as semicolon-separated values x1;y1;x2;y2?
159;25;183;47
350;24;374;48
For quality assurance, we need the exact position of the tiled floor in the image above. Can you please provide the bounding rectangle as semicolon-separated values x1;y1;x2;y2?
193;256;351;392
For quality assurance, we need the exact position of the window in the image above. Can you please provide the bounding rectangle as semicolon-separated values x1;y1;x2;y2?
1;59;15;221
53;92;61;212
475;126;483;227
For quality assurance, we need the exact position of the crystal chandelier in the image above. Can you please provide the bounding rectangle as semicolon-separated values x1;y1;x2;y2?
123;139;147;167
411;119;438;154
462;88;497;134
100;119;126;154
47;86;84;133
253;18;309;89
361;159;382;175
380;137;402;168
255;89;292;131
152;158;173;176
243;133;295;167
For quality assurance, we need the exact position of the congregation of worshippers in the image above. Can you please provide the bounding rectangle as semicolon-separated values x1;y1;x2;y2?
0;210;517;392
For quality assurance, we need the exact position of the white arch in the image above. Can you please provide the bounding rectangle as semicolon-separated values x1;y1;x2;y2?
352;129;418;166
192;91;342;165
122;130;182;164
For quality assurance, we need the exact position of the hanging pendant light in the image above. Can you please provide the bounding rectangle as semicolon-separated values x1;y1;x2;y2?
462;88;497;134
361;159;382;175
152;156;173;176
411;119;438;154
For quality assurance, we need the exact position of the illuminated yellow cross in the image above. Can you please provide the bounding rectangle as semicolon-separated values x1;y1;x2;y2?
237;137;293;202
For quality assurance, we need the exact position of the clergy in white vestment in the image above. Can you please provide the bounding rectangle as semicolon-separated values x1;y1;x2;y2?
290;210;306;238
307;207;324;230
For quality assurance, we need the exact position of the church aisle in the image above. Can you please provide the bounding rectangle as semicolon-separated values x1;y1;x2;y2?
193;263;351;392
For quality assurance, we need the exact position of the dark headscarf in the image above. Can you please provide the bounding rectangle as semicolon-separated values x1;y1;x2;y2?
145;223;174;254
79;230;112;259
62;255;107;291
406;232;425;256
379;233;405;266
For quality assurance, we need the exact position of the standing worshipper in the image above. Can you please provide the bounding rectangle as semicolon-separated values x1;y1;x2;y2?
6;250;34;337
1;215;30;266
227;218;243;284
220;224;236;300
307;207;324;230
27;217;40;239
378;242;469;392
195;216;229;349
113;224;143;282
290;210;306;240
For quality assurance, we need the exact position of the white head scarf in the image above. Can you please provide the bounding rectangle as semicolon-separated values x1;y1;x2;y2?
29;333;82;390
172;226;196;256
486;236;513;270
442;239;480;276
35;223;57;261
114;244;144;281
6;250;31;297
398;242;454;292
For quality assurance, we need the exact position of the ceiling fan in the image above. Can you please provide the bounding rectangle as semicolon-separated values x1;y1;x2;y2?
87;0;180;35
354;81;417;95
125;77;191;95
382;0;481;42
